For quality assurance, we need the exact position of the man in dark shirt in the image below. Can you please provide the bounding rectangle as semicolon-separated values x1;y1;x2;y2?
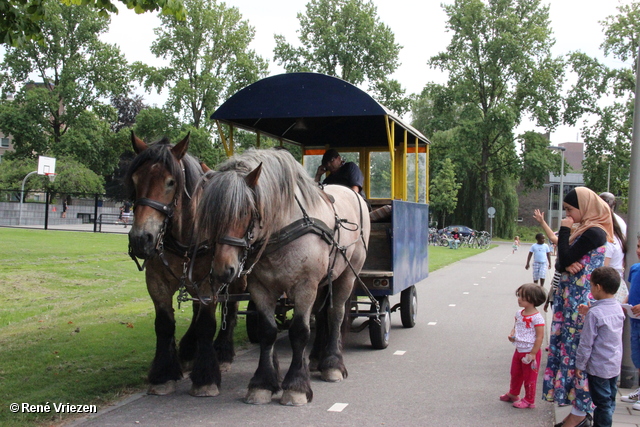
314;149;365;197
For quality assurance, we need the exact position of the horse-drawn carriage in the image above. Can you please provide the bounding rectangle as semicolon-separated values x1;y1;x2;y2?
127;72;430;405
210;72;430;349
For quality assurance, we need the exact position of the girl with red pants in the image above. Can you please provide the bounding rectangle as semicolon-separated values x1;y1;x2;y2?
500;283;547;408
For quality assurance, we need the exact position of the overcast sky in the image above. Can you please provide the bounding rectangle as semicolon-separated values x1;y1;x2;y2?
102;0;634;144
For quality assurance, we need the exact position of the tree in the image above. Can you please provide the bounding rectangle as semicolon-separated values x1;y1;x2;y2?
111;94;147;132
273;0;409;114
0;156;104;194
1;0;186;46
132;0;268;130
562;2;639;197
429;158;461;227
0;0;130;174
413;0;564;236
519;131;564;190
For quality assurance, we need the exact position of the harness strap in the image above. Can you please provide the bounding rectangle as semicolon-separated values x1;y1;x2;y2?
218;235;250;248
135;197;174;218
262;217;335;255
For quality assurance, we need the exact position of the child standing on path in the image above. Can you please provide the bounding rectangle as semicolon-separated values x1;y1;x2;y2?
500;283;547;409
576;266;624;427
513;236;520;253
525;233;552;286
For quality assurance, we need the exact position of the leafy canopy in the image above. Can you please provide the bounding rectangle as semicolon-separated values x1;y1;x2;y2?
132;0;268;130
273;0;409;114
563;2;639;197
1;0;186;46
414;0;564;237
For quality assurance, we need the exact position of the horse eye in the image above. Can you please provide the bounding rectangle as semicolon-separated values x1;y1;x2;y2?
167;178;176;187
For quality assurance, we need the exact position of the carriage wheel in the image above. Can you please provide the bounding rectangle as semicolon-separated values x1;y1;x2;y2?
369;296;391;349
246;300;260;344
400;285;418;328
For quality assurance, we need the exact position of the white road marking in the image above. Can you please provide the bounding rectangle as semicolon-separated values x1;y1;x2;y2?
428;322;437;325
394;350;406;355
328;403;348;412
463;292;469;295
449;304;456;307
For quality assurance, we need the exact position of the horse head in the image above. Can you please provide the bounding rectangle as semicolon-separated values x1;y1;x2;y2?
127;132;191;259
197;162;262;284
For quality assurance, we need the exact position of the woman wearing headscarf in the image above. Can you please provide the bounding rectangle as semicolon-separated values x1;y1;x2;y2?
543;187;614;427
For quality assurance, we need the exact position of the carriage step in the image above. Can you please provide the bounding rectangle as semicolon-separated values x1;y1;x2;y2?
359;270;393;278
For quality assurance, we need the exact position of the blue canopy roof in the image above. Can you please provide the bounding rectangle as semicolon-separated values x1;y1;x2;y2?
211;73;429;149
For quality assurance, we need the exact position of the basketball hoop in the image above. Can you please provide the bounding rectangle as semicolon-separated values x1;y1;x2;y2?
45;173;57;183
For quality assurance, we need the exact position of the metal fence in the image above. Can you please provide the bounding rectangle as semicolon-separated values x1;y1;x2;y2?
0;189;129;234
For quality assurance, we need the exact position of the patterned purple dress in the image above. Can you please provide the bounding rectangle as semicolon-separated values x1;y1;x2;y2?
542;244;606;411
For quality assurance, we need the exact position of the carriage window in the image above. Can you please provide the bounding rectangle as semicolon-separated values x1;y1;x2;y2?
303;152;361;179
369;151;391;199
407;152;427;203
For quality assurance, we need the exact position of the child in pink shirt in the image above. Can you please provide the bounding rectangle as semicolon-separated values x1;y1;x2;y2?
500;283;547;408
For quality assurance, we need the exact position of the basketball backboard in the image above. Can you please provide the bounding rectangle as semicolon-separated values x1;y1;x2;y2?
37;156;56;175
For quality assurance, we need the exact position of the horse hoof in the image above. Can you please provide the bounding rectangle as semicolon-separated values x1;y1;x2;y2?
321;368;344;383
189;384;220;397
245;389;273;404
219;362;232;373
147;380;176;395
308;359;319;372
280;390;308;406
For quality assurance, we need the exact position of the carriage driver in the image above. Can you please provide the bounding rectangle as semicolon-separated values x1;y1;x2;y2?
314;148;366;199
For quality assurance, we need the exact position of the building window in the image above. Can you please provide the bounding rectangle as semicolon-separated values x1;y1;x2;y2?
0;138;9;148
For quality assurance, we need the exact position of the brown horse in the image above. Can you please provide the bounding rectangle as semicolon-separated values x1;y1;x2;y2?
196;148;370;405
126;132;242;397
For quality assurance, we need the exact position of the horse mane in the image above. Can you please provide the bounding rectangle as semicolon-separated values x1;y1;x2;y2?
198;148;324;243
125;137;203;201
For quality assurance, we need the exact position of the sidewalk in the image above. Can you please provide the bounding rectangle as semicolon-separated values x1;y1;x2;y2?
555;387;640;426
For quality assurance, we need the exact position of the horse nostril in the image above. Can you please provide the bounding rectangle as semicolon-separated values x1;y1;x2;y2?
227;267;236;281
144;232;154;246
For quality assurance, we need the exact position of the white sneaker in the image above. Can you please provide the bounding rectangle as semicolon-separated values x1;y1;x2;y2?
633;401;640;411
622;387;640;403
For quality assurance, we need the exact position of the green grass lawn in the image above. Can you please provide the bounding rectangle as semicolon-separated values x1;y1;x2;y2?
0;228;490;426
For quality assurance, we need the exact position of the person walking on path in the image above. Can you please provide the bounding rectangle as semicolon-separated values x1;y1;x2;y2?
513;236;521;254
575;266;624;427
533;209;563;312
543;187;614;427
500;283;546;409
525;233;551;286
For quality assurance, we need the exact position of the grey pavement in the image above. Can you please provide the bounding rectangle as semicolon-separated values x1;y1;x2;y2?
58;241;639;426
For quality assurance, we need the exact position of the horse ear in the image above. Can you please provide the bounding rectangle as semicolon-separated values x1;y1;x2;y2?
171;132;190;160
131;131;148;154
200;162;211;173
245;163;262;189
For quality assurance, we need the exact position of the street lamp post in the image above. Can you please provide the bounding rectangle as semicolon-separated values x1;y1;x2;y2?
18;170;38;226
548;146;566;230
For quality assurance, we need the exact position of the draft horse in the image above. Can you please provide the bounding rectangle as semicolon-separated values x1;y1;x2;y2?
196;148;370;405
126;133;241;397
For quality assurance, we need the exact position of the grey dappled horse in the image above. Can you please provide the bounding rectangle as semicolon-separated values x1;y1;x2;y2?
196;148;370;405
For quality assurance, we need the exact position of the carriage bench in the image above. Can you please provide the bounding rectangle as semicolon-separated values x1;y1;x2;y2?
77;212;94;224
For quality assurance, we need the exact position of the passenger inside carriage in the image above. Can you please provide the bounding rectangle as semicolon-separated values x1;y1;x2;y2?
314;148;365;196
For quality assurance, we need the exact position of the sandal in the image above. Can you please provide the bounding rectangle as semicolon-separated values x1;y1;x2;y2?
499;393;519;402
